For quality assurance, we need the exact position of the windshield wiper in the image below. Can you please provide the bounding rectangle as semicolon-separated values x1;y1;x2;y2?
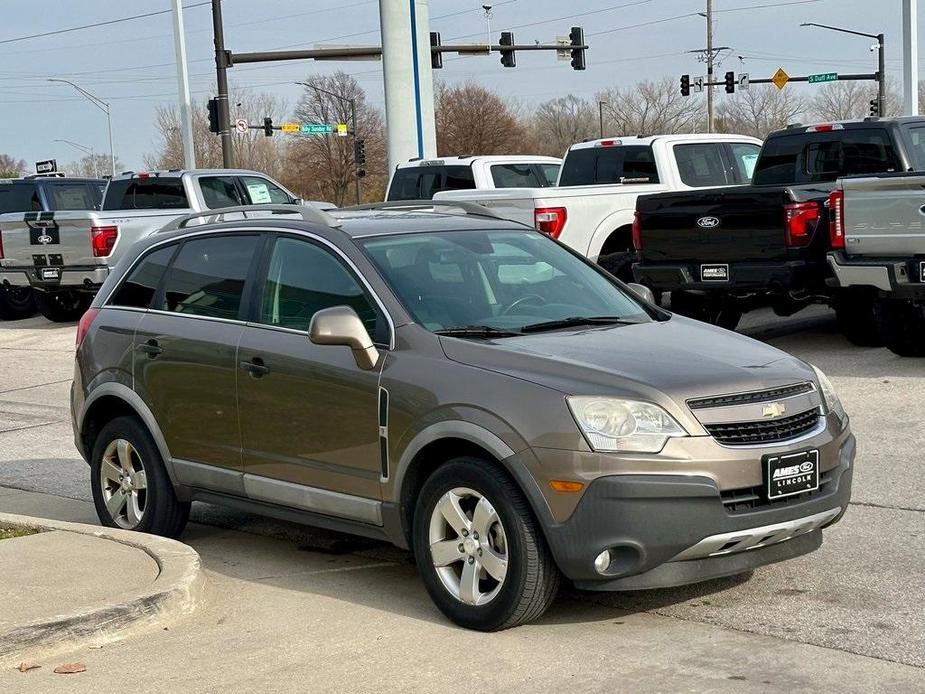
434;325;523;338
519;316;640;334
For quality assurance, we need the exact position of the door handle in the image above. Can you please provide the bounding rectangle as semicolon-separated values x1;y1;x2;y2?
240;358;270;378
137;340;163;358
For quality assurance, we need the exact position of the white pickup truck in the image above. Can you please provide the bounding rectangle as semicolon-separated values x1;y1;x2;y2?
0;169;301;321
434;134;762;279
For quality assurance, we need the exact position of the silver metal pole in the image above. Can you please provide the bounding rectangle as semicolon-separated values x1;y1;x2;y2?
172;0;196;168
902;0;919;115
706;0;714;134
105;104;116;176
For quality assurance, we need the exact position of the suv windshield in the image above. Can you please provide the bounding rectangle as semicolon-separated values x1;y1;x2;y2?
360;229;650;333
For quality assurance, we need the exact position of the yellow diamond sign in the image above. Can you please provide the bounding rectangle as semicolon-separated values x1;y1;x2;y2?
771;67;790;90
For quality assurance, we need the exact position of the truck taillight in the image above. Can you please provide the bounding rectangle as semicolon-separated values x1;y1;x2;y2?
632;210;643;250
90;225;118;257
534;207;567;239
783;201;820;248
76;308;100;348
828;190;845;250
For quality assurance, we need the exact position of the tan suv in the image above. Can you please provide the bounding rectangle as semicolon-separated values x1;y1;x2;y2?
72;203;854;631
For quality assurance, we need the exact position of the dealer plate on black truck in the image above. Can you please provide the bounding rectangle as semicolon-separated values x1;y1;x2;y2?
765;449;819;500
701;264;729;281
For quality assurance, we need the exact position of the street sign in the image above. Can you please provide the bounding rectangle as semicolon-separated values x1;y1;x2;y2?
281;122;301;134
336;123;349;137
738;73;750;90
35;159;57;174
693;76;705;93
300;123;334;134
772;67;790;90
234;118;249;134
808;72;838;84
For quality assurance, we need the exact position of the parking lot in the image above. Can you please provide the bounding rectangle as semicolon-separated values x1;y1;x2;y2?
0;307;922;691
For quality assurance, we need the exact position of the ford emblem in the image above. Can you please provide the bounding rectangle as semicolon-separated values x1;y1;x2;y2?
696;216;720;229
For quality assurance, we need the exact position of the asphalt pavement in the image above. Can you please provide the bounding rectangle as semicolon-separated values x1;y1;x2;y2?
0;308;923;690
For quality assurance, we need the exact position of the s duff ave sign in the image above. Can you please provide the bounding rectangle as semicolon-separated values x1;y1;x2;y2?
808;72;838;84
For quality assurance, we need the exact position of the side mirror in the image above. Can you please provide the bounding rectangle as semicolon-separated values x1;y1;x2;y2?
292;197;304;205
627;282;656;305
309;306;380;370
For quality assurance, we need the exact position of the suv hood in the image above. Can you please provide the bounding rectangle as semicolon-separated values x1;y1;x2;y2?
439;315;816;419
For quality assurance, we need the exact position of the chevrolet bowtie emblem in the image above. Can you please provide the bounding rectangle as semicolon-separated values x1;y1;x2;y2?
762;402;787;418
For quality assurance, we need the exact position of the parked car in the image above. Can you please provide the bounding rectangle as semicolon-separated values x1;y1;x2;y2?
0;174;105;319
386;155;562;201
827;171;925;356
73;201;853;631
433;134;763;279
633;117;925;333
0;169;301;321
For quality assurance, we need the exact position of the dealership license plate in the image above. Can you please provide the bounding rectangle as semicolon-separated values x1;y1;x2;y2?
919;261;925;283
765;450;819;500
701;264;729;281
39;267;61;281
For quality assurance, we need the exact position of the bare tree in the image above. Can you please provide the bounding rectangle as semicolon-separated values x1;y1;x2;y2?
715;86;804;138
435;81;530;155
528;95;597;156
0;154;27;178
597;78;704;136
808;78;901;121
64;153;123;178
283;72;385;206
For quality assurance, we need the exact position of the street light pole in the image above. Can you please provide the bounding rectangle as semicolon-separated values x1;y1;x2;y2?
53;139;97;177
800;22;885;116
47;78;116;176
296;82;360;204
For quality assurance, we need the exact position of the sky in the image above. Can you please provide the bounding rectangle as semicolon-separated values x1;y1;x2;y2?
1;0;923;170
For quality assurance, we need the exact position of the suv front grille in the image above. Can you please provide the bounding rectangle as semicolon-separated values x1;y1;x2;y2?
704;408;820;446
721;470;834;514
687;382;814;410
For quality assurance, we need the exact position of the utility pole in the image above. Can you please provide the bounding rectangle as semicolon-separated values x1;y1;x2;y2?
902;0;919;115
171;0;196;169
706;0;714;133
211;0;233;168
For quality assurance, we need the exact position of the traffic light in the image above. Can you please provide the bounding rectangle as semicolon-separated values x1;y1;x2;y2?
499;31;516;68
430;31;442;69
569;26;586;71
207;98;220;134
680;74;690;97
724;71;735;94
263;117;273;136
869;99;879;117
354;138;366;178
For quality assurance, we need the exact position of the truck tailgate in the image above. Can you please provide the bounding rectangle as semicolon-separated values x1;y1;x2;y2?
0;211;104;268
842;174;925;256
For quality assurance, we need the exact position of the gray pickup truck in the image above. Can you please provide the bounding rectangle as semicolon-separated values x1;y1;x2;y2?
827;171;925;356
0;169;301;321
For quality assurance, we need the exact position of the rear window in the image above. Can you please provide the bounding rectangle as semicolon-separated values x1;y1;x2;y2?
0;183;41;213
673;143;731;187
489;164;556;188
558;145;659;186
103;178;189;210
45;182;101;211
387;165;476;201
753;128;901;186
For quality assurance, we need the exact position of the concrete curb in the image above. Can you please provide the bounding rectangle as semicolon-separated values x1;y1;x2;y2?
0;512;205;666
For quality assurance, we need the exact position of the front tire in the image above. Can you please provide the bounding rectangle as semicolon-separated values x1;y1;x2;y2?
34;289;92;322
90;416;190;538
876;299;925;357
0;285;36;320
413;458;560;631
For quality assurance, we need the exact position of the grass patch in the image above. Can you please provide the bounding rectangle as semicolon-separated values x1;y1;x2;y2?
0;527;38;541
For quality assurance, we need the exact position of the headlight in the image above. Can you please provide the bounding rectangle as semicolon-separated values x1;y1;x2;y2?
567;396;687;453
811;365;846;426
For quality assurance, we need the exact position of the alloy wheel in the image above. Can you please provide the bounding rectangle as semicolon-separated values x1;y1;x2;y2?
99;439;148;529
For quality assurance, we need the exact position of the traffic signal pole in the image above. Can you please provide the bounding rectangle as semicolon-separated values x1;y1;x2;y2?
211;0;233;168
705;0;714;133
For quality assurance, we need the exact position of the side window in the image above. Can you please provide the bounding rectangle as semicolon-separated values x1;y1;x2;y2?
199;176;244;209
159;235;260;320
728;143;761;182
673;144;730;187
240;176;291;205
442;166;476;192
109;245;175;309
258;237;384;342
906;126;925;170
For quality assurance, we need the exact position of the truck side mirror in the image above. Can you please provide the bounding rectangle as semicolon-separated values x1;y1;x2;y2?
309;306;380;370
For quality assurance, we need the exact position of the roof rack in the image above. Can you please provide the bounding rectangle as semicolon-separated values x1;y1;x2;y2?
158;203;341;233
344;199;508;221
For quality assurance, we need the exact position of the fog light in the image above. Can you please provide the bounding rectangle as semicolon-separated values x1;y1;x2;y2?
593;549;611;574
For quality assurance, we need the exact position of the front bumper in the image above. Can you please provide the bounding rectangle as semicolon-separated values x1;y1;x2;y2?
538;433;855;590
633;259;820;293
827;251;925;300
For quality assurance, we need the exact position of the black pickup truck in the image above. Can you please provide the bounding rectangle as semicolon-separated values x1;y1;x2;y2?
632;117;925;340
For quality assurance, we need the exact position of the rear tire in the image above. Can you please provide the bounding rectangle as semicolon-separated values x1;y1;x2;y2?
597;251;635;283
834;288;882;347
413;458;560;631
0;285;36;320
34;289;92;322
875;299;925;357
90;416;190;538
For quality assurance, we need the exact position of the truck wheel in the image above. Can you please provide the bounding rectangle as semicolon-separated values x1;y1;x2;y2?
597;251;635;283
875;299;925;357
413;458;560;631
0;286;36;320
34;290;92;323
834;289;883;347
